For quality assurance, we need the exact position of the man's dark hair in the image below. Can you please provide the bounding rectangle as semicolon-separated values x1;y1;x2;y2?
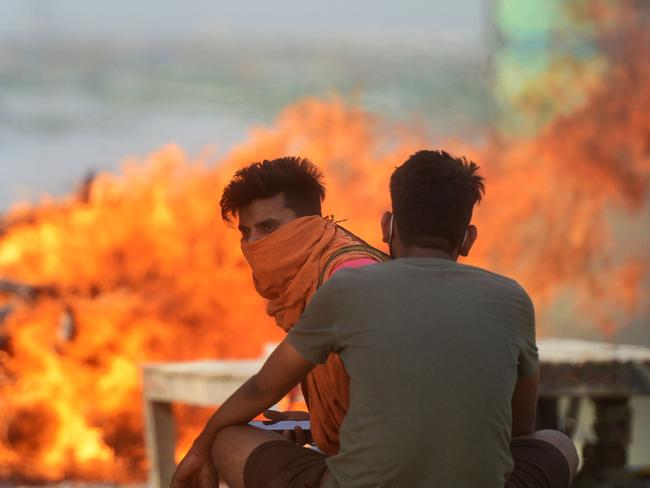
220;156;326;222
390;150;485;251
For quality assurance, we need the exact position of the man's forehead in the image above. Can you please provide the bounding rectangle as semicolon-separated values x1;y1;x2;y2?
238;193;294;225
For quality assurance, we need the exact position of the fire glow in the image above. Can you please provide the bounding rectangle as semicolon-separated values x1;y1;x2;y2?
1;2;649;483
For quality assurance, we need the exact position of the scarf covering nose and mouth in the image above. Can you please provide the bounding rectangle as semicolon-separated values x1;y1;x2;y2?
242;215;352;331
240;215;387;455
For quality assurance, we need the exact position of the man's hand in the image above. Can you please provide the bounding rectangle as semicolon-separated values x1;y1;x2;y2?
168;340;315;488
263;409;310;422
169;448;218;488
263;410;312;445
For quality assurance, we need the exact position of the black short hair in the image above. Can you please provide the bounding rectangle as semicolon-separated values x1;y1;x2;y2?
390;150;485;251
220;156;326;223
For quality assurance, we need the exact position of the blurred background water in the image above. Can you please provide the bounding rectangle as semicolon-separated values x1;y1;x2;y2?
0;0;490;210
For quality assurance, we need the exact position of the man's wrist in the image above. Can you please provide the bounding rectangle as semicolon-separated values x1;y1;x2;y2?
190;434;215;459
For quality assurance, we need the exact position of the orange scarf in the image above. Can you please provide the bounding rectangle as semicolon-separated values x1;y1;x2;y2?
242;215;382;454
242;216;364;331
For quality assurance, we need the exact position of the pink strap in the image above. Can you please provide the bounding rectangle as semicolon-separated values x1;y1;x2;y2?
330;257;377;275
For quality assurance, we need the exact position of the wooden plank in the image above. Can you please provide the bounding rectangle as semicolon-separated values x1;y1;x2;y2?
538;339;650;364
141;340;650;402
575;396;632;485
539;362;650;397
144;399;176;488
141;360;265;488
535;339;650;397
143;359;263;377
143;370;253;406
142;360;262;405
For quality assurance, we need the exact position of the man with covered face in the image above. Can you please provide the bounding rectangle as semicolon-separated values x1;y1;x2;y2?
219;156;386;452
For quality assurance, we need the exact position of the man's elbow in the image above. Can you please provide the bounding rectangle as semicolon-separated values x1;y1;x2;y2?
511;419;535;438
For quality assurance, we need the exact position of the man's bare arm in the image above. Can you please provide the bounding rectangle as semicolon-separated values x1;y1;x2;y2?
192;339;314;453
170;339;315;488
511;367;539;437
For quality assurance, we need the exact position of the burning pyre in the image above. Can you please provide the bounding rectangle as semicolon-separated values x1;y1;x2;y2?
0;0;648;482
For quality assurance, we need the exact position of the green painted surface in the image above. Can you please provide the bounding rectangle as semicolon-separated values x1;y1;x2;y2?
493;0;605;135
498;0;560;39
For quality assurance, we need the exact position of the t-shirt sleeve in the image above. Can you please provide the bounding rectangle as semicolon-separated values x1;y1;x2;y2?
286;279;343;364
517;291;539;378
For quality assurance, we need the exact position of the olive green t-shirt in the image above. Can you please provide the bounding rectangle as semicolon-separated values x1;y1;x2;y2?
287;258;538;488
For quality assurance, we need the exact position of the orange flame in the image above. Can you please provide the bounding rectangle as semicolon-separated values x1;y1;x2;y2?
0;2;648;482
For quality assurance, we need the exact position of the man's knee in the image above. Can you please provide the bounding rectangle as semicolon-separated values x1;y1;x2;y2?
212;425;244;469
514;429;579;482
211;425;285;488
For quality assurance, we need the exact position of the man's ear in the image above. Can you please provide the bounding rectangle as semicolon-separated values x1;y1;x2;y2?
381;211;392;243
459;225;478;257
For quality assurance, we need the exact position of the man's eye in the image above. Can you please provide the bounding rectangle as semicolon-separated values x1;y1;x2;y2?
262;223;276;232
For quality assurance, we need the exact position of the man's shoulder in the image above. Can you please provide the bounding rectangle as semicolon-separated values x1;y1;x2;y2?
459;263;532;303
461;262;521;287
329;258;523;283
322;259;531;301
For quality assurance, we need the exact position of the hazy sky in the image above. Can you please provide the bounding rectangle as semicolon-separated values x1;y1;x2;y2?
0;0;488;210
0;0;486;44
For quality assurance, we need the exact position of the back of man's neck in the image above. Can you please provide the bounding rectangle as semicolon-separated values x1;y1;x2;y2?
398;247;456;260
